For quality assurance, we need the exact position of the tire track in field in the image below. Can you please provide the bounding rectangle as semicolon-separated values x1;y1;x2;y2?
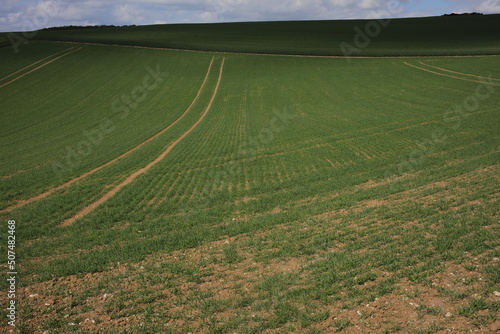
403;61;500;86
59;57;226;226
0;47;75;82
0;57;215;214
418;61;500;82
0;47;83;89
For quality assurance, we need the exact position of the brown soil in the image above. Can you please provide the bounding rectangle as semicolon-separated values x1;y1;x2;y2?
9;227;499;333
7;163;498;331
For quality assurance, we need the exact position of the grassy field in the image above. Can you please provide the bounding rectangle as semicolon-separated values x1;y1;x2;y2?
0;17;499;333
33;15;500;56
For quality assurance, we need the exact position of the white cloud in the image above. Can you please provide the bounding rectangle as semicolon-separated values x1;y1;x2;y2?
198;10;218;22
477;0;500;13
329;0;355;7
358;0;382;10
444;0;500;14
114;5;136;23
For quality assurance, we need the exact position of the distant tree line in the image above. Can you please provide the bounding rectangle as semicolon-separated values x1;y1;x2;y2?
38;25;136;31
442;12;483;16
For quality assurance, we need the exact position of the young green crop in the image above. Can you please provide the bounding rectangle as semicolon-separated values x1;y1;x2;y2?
0;37;498;333
33;15;500;57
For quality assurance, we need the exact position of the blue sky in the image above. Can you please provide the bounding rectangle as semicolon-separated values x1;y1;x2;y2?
1;0;499;32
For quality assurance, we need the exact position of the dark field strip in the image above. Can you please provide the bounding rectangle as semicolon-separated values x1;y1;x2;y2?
33;14;500;57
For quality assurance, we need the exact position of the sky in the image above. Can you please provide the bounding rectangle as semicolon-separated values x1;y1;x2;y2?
1;0;499;32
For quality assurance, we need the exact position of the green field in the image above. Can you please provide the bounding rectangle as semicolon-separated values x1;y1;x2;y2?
34;14;500;56
1;17;499;333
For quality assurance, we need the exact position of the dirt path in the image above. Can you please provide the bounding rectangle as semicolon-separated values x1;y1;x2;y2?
403;61;500;86
59;57;226;227
0;47;75;82
0;57;215;214
418;61;500;81
0;47;82;89
45;40;500;59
